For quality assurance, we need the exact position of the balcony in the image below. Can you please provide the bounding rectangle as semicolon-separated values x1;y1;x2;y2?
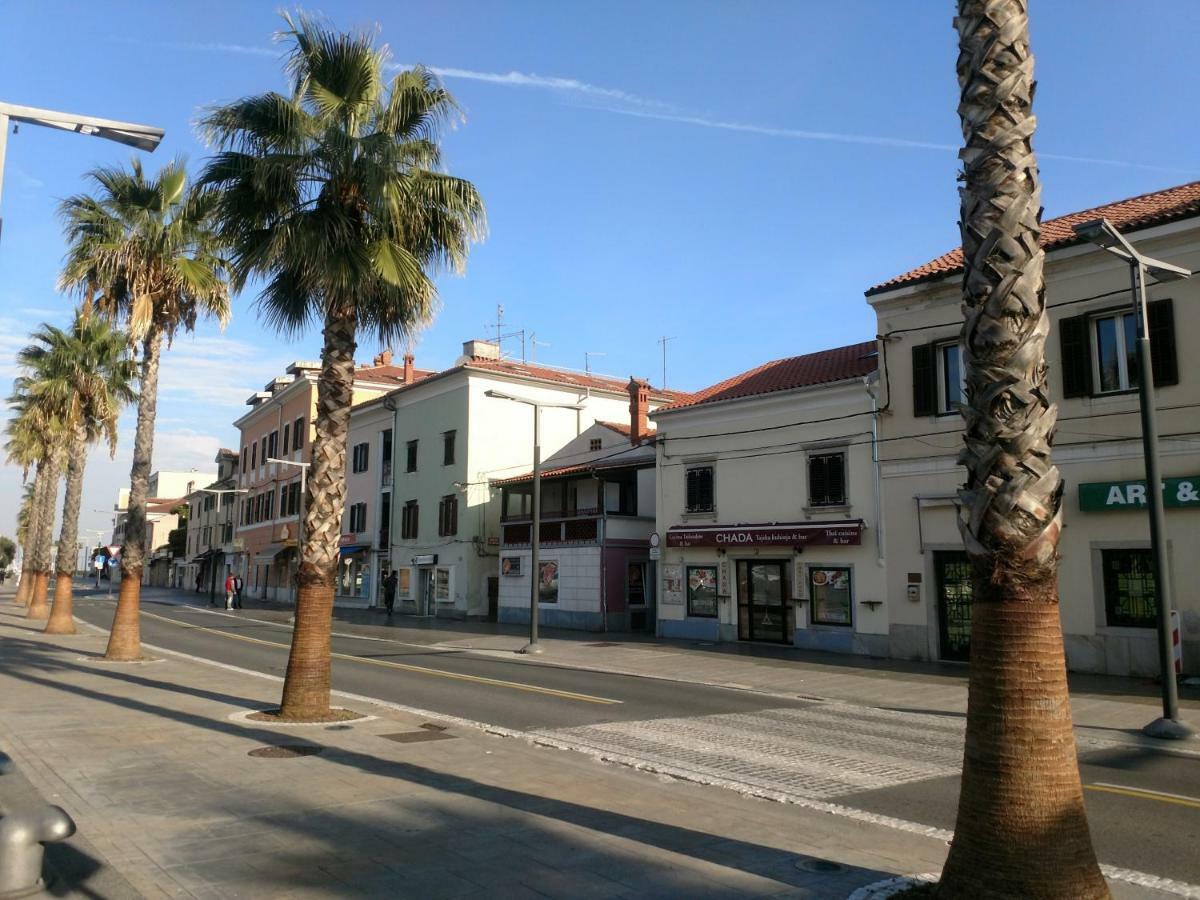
381;459;393;487
501;509;601;547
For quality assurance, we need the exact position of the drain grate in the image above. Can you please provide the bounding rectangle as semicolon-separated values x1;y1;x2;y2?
248;744;322;759
794;858;845;874
584;642;621;647
379;731;456;744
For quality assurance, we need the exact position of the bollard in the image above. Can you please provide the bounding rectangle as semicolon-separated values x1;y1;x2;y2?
0;806;76;898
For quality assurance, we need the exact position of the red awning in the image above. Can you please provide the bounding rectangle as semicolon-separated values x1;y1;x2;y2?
665;520;863;548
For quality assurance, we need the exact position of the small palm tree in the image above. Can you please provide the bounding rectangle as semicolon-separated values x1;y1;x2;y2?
11;481;35;604
200;13;485;719
17;312;136;633
59;159;230;659
937;2;1108;897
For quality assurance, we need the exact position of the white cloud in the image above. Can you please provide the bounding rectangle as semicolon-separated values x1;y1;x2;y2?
158;334;292;409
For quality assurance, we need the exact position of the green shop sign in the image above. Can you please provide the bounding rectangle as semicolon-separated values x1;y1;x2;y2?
1078;476;1200;512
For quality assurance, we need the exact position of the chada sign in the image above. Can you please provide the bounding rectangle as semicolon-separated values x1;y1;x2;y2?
665;521;863;548
1078;476;1200;512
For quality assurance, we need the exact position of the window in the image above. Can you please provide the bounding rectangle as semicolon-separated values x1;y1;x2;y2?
352;442;370;474
406;440;418;473
1102;549;1158;628
282;481;301;517
589;438;602;452
381;429;393;483
810;567;852;626
282;423;290;455
401;500;419;539
250;442;257;470
348;502;367;533
604;472;638;516
938;342;965;413
807;451;847;507
259;437;267;468
685;465;714;513
267;430;278;459
293;416;305;450
264;489;275;520
1060;300;1178;399
438;494;459;536
443;430;456;466
241;447;248;473
686;566;718;618
379;492;391;548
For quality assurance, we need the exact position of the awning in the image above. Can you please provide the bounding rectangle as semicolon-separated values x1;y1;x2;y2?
339;544;368;555
190;550;215;564
252;542;294;562
665;520;864;548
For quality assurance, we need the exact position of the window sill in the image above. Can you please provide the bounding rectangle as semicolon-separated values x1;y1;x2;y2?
804;505;851;517
681;510;717;521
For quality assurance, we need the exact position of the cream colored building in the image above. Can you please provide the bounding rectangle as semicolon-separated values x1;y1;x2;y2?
652;342;885;649
868;182;1200;676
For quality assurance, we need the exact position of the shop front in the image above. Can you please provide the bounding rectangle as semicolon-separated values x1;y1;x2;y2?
336;542;372;607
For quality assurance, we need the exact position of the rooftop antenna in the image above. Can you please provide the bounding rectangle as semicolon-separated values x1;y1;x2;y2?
530;333;551;362
657;336;676;388
584;351;606;375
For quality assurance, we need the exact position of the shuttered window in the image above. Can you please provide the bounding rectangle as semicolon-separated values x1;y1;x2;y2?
438;495;458;536
1059;299;1177;398
912;343;937;417
401;500;419;539
808;452;847;507
685;466;714;513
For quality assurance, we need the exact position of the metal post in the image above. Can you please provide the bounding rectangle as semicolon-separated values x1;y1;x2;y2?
0;113;8;240
1132;262;1190;739
521;405;543;654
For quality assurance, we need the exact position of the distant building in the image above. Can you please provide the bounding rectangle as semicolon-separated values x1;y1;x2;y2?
110;469;214;584
181;449;240;598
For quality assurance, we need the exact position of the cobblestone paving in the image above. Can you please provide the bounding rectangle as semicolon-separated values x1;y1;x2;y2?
537;703;966;800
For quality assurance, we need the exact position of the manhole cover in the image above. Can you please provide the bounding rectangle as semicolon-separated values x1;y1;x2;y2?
794;859;845;874
379;731;457;744
248;744;322;758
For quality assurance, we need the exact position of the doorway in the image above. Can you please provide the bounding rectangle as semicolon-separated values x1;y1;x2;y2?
417;568;435;616
736;560;790;643
487;576;499;622
934;550;973;661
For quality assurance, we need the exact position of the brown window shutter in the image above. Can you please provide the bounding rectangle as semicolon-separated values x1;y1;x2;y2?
912;343;936;417
1058;314;1092;399
1148;298;1178;387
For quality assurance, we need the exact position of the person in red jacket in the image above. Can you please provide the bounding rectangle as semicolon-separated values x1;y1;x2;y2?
224;573;236;610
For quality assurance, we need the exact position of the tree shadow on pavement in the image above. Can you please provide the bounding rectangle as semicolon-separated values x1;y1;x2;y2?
1;638;898;898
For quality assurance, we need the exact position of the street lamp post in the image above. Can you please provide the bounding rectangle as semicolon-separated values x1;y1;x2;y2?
485;390;584;654
0;101;163;242
1073;217;1194;740
267;458;310;607
199;488;248;607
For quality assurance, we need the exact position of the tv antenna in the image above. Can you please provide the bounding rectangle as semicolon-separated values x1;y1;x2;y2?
529;333;551;362
657;336;676;388
489;303;527;362
584;351;606;375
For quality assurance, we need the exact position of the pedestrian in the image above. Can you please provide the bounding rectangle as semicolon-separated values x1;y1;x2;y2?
224;572;235;610
234;573;244;609
384;569;398;618
195;571;203;594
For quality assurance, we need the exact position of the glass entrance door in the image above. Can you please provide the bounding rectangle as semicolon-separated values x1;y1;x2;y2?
737;560;789;643
934;551;973;661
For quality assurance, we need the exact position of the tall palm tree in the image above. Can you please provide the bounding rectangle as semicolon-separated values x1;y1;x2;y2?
12;481;36;605
59;160;230;659
200;13;485;720
937;2;1108;897
16;312;136;633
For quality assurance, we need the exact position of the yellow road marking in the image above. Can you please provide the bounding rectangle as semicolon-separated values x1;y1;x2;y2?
136;609;620;705
1086;783;1200;809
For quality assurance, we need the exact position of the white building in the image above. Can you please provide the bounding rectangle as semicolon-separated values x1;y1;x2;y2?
652;342;884;648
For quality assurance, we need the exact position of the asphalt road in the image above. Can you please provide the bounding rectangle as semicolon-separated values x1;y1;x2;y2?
68;589;1200;887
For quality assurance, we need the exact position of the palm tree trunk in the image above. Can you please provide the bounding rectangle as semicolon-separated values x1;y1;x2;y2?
105;325;163;661
937;3;1108;898
46;426;87;635
27;453;62;621
278;310;356;720
14;466;43;607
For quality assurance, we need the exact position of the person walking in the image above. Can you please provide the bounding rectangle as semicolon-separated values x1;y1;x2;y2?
384;569;398;618
223;572;235;610
234;573;244;609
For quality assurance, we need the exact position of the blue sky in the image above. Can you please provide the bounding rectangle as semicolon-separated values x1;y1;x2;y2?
2;0;1199;542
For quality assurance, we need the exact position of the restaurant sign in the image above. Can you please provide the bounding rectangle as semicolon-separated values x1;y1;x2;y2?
666;521;863;548
1078;476;1200;512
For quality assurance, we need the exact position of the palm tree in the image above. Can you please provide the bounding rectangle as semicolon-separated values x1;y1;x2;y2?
16;312;136;634
937;3;1108;898
59;160;230;659
11;481;35;604
199;13;485;720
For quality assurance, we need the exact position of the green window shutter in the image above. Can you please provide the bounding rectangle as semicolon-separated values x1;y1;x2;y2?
912;343;936;417
1148;298;1178;387
1058;314;1092;399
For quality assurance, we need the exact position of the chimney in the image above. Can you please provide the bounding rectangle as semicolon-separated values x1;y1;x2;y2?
627;377;650;446
461;338;501;361
380;348;393;367
403;353;416;385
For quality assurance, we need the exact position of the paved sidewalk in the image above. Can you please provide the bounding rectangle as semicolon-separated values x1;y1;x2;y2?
133;583;1200;749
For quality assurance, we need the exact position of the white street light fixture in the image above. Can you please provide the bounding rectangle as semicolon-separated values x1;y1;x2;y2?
0;100;165;241
1073;217;1194;740
485;389;585;654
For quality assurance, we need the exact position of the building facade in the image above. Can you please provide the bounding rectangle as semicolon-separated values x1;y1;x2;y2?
868;182;1200;676
182;449;240;600
652;342;884;648
110;470;212;585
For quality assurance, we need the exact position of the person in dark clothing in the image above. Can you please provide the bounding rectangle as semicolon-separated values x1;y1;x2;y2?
234;574;244;609
384;570;398;617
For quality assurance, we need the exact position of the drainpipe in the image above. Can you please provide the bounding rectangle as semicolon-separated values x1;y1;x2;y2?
595;474;608;633
866;377;885;567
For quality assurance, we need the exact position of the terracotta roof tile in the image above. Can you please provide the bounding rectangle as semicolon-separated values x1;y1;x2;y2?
869;179;1200;295
354;364;436;384
463;358;687;402
655;341;878;414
